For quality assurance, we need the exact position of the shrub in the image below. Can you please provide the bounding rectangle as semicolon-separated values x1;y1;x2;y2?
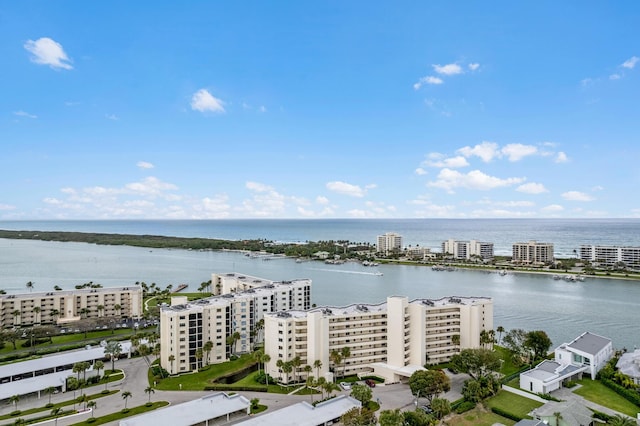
537;393;561;401
565;380;578;388
454;400;476;414
601;378;640;406
255;371;276;385
230;355;239;361
590;409;611;422
204;385;267;392
490;406;524;421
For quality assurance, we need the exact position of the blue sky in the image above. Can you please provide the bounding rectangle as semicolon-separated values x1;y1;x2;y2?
1;1;639;219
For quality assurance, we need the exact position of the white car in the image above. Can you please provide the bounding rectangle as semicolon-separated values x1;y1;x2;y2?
340;382;351;391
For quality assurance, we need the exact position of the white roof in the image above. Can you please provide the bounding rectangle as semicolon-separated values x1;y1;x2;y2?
237;395;361;426
369;362;426;378
119;393;250;426
0;370;69;400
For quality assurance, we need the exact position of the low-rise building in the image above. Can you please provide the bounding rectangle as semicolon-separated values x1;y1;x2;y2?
512;241;554;265
0;287;142;328
616;349;640;385
264;295;493;383
160;273;311;374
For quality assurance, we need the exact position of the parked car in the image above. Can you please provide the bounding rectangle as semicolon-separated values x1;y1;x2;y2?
340;382;351;391
418;405;433;414
364;379;376;388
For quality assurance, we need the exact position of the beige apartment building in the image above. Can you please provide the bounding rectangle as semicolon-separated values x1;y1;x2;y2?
263;295;493;383
0;287;143;328
159;273;311;374
442;239;494;261
512;240;554;264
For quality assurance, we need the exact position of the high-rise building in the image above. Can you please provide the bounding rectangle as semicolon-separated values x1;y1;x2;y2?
580;245;640;268
512;241;554;264
442;239;494;261
263;295;493;383
376;232;403;255
159;273;311;374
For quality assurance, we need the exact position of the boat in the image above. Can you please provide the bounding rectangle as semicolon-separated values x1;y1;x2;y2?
374;272;383;276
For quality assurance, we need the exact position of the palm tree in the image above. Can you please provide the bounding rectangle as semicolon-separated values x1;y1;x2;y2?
607;414;637;426
76;394;88;411
261;353;271;385
73;362;84;383
330;350;343;381
12;310;21;326
79;308;89;319
195;348;203;369
306;375;316;403
122;391;132;410
144;386;155;403
97;305;104;317
303;364;313;379
276;359;284;382
291;356;302;384
340;346;351;378
51;407;62;426
203;341;213;365
33;306;41;324
104;341;123;372
232;331;241;353
50;309;60;324
94;360;104;381
313;359;323;378
168;354;176;374
9;394;20;411
282;361;293;383
45;386;56;405
87;400;97;419
114;304;121;316
26;281;34;292
552;411;563;426
496;326;505;344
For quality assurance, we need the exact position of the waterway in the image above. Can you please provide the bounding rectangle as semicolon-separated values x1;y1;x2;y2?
1;238;638;350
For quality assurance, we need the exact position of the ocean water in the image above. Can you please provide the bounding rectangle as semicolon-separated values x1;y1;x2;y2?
1;218;639;256
1;219;640;350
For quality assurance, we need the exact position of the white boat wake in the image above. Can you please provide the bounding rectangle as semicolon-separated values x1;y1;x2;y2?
309;268;383;276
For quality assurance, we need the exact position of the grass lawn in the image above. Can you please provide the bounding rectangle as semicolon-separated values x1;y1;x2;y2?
69;401;169;425
486;390;543;418
494;345;522;377
444;406;516;426
573;379;640;417
153;354;257;390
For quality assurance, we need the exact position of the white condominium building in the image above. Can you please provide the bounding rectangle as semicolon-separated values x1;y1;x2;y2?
263;295;492;384
0;287;142;328
377;232;403;255
442;239;494;261
580;245;640;268
159;273;311;374
512;241;554;264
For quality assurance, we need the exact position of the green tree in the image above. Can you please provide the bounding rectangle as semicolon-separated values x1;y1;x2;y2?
291;356;302;383
33;306;41;324
378;409;404;426
195;348;203;369
122;391;132;410
607;414;637;426
168;354;176;375
87;400;97;419
408;369;451;403
104;341;123;372
430;397;451;419
9;394;20;411
313;359;323;378
94;360;104;381
450;348;501;380
341;407;377;426
51;407;62;426
26;281;34;292
203;340;213;365
76;394;88;410
350;383;373;406
496;325;505;344
403;409;436;426
44;386;56;405
461;379;483;403
330;350;343;380
524;330;553;361
340;346;351;377
144;386;155;403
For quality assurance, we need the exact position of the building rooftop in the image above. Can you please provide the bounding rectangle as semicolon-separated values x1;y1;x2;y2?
237;395;361;426
616;349;640;378
119;392;250;426
521;360;585;384
410;296;492;307
0;286;140;298
565;331;611;356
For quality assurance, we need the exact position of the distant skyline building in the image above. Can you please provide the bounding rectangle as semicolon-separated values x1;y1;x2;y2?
376;232;403;255
580;245;640;269
442;239;494;261
263;295;493;383
512;241;554;264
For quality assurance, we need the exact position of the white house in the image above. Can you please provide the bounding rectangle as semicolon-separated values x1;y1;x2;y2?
554;332;613;379
520;332;612;395
616;349;640;385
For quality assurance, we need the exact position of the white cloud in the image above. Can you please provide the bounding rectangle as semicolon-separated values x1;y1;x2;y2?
105;114;119;120
195;195;231;218
562;191;594;201
457;141;500;162
14;110;37;119
0;204;16;210
190;89;225;113
555;152;568;163
241;182;286;216
316;196;329;205
413;76;443;90
246;181;273;193
428;168;525;192
326;181;370;197
516;183;548;194
501;143;537;161
541;204;564;212
415;168;427;175
124;177;179;198
433;63;463;75
609;74;621;80
137;161;154;169
622;56;639;69
468;63;480;71
259;106;267;113
591;185;604;191
24;37;73;70
425;155;469;168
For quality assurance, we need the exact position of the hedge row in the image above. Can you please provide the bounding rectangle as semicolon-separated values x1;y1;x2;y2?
454;401;476;414
601;378;640;407
490;406;524;421
204;385;267;392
